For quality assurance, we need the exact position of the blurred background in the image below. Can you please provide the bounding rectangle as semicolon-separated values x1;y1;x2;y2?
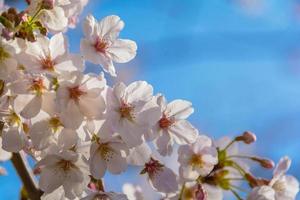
2;0;300;199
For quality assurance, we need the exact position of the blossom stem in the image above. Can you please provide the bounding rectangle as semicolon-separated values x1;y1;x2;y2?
11;152;42;200
230;189;243;200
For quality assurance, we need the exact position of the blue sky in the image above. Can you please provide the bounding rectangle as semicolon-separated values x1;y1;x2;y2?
2;0;300;199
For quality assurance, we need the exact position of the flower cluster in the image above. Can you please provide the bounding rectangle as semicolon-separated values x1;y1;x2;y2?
0;1;298;200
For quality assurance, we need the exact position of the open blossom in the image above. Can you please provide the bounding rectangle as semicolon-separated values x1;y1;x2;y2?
29;116;79;151
81;15;137;76
178;135;218;180
141;157;178;194
106;81;161;147
17;33;83;75
36;150;90;199
11;74;53;119
89;134;129;179
151;95;198;156
56;72;106;129
247;157;299;200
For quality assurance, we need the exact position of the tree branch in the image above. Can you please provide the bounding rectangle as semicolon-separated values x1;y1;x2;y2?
11;152;42;200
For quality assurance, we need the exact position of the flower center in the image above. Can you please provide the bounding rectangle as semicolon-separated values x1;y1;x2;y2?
119;102;134;121
94;38;108;53
57;159;76;171
143;158;164;177
68;86;86;101
272;179;286;192
189;154;204;168
94;194;109;200
29;78;46;95
40;55;55;71
98;143;114;162
159;114;174;129
49;117;63;133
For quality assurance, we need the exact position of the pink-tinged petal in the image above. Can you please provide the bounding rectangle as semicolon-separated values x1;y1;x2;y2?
124;81;153;103
112;82;126;103
90;144;107;179
20;95;42;119
155;131;173;156
137;101;161;127
49;33;67;59
2;128;24;152
273;156;291;178
165;100;194;119
149;167;178;193
98;15;124;40
169;120;198;145
107;39;137;63
127;143;152;166
204;184;223;200
156;94;167;111
178;145;192;165
107;153;127;174
41;92;57;116
16;52;40;72
83;14;97;40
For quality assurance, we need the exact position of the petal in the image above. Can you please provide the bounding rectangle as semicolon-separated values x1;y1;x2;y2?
50;33;67;59
39;166;65;193
83;14;97;40
58;129;78;150
169;120;198;145
273;156;291;178
98;15;124;40
127;143;151;166
20;95;42;119
124;81;153;103
155;131;173;156
150;167;178;194
90;147;107;179
165;100;194;119
107;153;127;174
107;39;137;63
2;128;24;152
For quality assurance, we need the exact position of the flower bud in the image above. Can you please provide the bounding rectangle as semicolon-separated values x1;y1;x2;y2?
251;157;275;169
41;0;55;10
235;131;257;144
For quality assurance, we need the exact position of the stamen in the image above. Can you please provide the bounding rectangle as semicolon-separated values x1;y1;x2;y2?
94;38;108;53
98;143;114;162
142;158;164;178
189;154;204;169
57;159;76;171
119;102;135;121
68;86;86;101
40;55;55;71
29;78;46;95
159;114;174;129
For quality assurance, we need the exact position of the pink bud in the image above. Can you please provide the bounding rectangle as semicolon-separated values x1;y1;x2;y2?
235;131;257;144
251;157;275;169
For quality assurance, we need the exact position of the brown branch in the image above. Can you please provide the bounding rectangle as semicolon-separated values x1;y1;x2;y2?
11;152;42;200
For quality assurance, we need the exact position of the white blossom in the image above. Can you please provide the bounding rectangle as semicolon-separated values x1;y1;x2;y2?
81;15;137;76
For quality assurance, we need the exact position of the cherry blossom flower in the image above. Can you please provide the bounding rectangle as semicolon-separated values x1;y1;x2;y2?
89;134;129;179
56;72;106;129
106;81;161;147
36;150;90;199
151;95;198;156
17;33;83;75
81;15;137;76
178;135;218;180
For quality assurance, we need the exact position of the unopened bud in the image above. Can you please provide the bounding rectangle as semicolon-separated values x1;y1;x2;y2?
235;131;257;144
33;167;41;175
251;157;275;169
41;0;55;10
